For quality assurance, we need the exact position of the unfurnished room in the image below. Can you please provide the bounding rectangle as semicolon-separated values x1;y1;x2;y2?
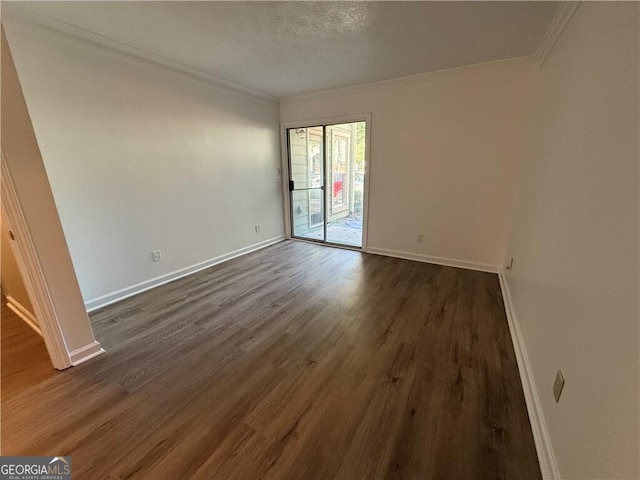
0;2;638;479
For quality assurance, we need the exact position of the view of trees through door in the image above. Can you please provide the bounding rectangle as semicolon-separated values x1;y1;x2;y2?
288;121;366;248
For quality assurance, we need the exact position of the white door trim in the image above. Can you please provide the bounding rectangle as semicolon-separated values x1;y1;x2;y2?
1;155;72;369
5;294;42;336
280;112;372;252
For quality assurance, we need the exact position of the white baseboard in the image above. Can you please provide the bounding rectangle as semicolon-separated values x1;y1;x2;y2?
6;295;42;337
498;270;560;480
366;246;499;273
85;236;286;312
69;340;105;366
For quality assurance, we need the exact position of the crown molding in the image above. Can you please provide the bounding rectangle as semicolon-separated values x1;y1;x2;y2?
2;2;577;106
1;4;278;104
280;55;536;105
534;1;582;67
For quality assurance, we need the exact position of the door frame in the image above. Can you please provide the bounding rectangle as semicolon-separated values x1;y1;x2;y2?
280;113;372;251
1;155;72;369
328;127;351;218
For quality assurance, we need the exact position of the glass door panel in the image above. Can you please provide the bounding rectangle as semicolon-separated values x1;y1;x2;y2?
325;122;365;247
288;126;325;242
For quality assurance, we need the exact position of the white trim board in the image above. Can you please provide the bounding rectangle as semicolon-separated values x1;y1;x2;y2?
498;270;560;480
534;1;582;67
280;56;535;105
366;247;499;274
2;4;277;104
85;236;285;312
6;295;42;337
69;341;105;366
3;1;580;105
3;2;581;105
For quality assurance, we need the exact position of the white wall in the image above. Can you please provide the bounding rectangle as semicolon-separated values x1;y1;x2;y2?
504;3;639;478
4;22;284;305
281;63;536;269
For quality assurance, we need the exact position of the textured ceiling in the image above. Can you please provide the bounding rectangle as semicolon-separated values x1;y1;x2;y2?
8;1;559;98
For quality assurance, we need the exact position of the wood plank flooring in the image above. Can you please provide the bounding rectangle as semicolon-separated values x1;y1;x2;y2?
2;240;540;479
1;297;56;400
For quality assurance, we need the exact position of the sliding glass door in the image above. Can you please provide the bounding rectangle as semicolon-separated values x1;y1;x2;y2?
287;121;366;248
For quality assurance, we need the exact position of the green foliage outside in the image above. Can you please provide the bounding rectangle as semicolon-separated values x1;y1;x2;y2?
355;122;366;172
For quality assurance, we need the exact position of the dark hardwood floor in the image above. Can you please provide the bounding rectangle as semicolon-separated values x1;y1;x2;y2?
1;297;56;401
2;240;540;479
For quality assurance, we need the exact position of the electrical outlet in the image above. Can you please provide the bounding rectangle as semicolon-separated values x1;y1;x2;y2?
254;224;261;233
506;257;514;271
417;234;424;244
553;369;565;403
151;250;162;262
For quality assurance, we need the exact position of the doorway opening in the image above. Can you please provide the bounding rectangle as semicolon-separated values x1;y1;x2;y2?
286;121;367;248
